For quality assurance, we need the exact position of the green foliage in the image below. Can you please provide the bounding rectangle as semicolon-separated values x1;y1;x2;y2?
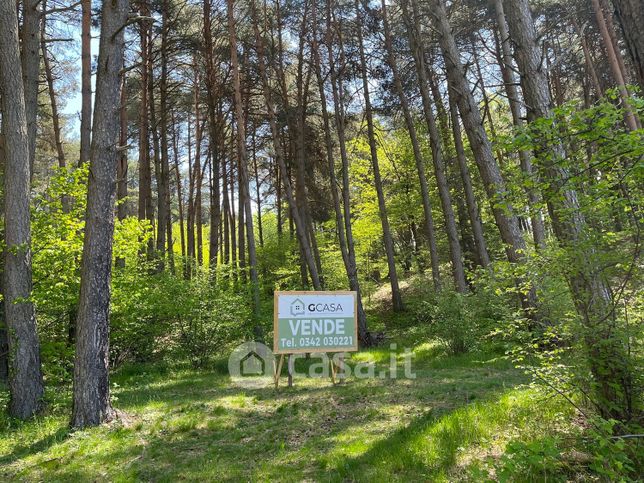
585;417;638;481
31;165;87;326
496;437;565;482
493;94;644;426
27;166;252;379
172;277;251;368
255;212;303;291
0;341;579;481
414;287;512;355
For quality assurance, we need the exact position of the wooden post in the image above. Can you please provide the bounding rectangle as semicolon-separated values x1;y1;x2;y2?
329;356;336;385
274;354;285;389
287;354;294;387
337;354;345;384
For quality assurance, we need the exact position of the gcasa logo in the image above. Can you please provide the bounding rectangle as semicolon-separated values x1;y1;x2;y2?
289;298;344;316
307;302;343;313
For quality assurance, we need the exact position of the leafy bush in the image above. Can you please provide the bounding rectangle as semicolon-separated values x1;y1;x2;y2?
415;288;511;355
172;277;252;368
28;166;253;375
496;437;564;482
586;417;638;481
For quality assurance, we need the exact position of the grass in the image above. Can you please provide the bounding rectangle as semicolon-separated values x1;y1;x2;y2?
0;339;581;482
1;276;595;481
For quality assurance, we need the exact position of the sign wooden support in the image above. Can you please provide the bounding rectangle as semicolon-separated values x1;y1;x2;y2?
274;354;285;389
273;352;342;389
273;291;359;389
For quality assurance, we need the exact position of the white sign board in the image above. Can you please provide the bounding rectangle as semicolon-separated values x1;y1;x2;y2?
273;291;358;354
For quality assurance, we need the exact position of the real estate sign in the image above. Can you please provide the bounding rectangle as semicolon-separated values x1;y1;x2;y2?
273;291;358;354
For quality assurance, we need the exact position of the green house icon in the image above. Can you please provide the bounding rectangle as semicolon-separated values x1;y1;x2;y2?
290;298;305;316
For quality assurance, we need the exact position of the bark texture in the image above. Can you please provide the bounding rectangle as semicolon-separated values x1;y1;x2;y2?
137;5;154;257
397;0;467;292
0;0;44;419
80;0;92;165
312;0;370;343
611;0;644;91
354;0;403;311
71;0;130;428
590;0;639;131
504;0;636;422
227;0;261;319
429;0;526;266
250;0;322;290
492;0;546;249
20;0;41;179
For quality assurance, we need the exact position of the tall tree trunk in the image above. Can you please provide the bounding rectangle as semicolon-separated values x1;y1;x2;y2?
229;152;237;280
115;70;128;269
395;0;467;292
313;0;370;342
275;157;282;237
187;115;194;270
117;73;128;223
79;0;92;166
222;154;231;265
138;7;154;258
447;89;490;268
611;0;644;91
251;130;264;248
196;158;204;267
428;0;526;267
327;0;371;340
209;150;217;268
504;0;635;422
0;134;7;383
71;0;129;428
492;0;546;249
227;0;260;321
430;0;540;319
21;0;41;179
591;0;639;131
237;149;247;284
572;17;604;98
250;0;322;289
187;73;202;275
0;0;44;419
271;0;322;287
41;18;66;171
149;40;163;263
209;116;222;271
293;3;323;286
171;111;186;265
600;0;630;84
203;0;221;272
159;0;174;271
354;0;403;311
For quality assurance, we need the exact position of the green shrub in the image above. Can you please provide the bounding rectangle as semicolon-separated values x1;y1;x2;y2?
172;278;252;368
496;437;565;482
415;288;511;355
586;417;638;481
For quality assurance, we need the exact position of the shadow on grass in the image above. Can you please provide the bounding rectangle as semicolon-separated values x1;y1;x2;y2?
117;364;524;480
328;388;531;481
1;349;527;481
0;426;70;466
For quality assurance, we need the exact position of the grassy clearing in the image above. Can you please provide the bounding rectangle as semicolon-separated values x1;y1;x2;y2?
0;339;580;482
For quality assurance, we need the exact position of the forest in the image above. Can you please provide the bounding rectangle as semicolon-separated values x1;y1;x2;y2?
0;0;642;480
